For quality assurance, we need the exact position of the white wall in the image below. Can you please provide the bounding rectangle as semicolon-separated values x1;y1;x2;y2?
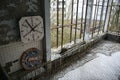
0;41;42;74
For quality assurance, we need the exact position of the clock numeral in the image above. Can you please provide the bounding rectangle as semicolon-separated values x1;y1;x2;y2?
28;38;30;41
22;24;28;28
21;30;24;32
32;34;35;41
31;17;33;26
35;30;42;34
37;36;39;39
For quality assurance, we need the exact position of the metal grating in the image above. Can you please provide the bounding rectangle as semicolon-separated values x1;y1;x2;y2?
50;0;114;49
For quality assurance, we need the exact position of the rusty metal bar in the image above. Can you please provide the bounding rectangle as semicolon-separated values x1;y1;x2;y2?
83;0;89;41
92;0;100;37
98;0;105;34
107;0;113;32
56;0;59;47
88;4;120;7
51;22;84;29
94;0;100;35
70;0;74;43
80;0;84;39
119;10;120;34
103;0;110;32
88;1;93;38
61;0;65;48
74;0;79;43
92;0;98;38
88;0;94;39
88;4;93;38
117;6;120;34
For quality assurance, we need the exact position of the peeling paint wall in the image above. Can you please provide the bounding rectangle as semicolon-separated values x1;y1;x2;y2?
0;0;42;45
0;0;44;74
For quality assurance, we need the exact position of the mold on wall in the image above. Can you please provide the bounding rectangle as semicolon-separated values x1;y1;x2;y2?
0;0;44;74
26;0;39;12
0;19;18;45
0;0;41;45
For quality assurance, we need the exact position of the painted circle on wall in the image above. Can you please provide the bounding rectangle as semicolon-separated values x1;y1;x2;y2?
21;48;42;70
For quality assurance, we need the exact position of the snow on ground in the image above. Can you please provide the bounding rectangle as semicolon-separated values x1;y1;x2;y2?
58;52;120;80
50;41;120;80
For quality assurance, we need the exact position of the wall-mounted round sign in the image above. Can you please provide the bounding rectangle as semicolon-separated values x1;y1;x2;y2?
21;48;42;70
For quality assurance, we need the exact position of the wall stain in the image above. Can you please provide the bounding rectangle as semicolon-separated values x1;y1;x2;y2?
0;0;41;45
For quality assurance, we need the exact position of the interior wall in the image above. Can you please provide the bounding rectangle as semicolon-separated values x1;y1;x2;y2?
0;41;42;74
0;0;44;74
0;0;42;45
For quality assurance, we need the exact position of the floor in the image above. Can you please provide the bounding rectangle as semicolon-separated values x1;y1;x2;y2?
49;41;120;80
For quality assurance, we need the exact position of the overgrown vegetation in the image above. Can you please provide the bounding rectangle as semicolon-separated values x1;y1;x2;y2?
109;5;120;32
51;26;82;48
112;6;120;32
50;1;120;49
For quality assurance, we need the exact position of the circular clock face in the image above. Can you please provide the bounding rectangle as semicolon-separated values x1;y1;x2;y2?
19;16;44;43
21;48;42;70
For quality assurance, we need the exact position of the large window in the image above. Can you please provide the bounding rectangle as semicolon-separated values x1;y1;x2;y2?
50;0;112;53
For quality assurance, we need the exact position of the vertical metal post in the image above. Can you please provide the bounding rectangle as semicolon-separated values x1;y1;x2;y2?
117;6;120;34
74;0;79;43
92;0;98;38
98;0;105;34
56;0;59;47
107;1;113;32
103;0;110;32
115;2;120;33
70;0;74;43
94;0;100;35
61;0;65;48
107;4;113;32
83;0;89;41
42;0;51;70
80;0;84;39
84;0;94;42
119;6;120;34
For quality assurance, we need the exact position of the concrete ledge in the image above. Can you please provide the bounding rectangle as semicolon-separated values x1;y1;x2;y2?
62;34;104;59
104;33;120;43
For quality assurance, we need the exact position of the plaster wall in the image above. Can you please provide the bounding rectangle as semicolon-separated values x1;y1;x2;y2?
0;41;42;74
0;0;44;74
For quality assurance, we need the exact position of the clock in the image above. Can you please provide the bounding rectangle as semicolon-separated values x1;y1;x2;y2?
19;16;44;43
21;48;43;70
